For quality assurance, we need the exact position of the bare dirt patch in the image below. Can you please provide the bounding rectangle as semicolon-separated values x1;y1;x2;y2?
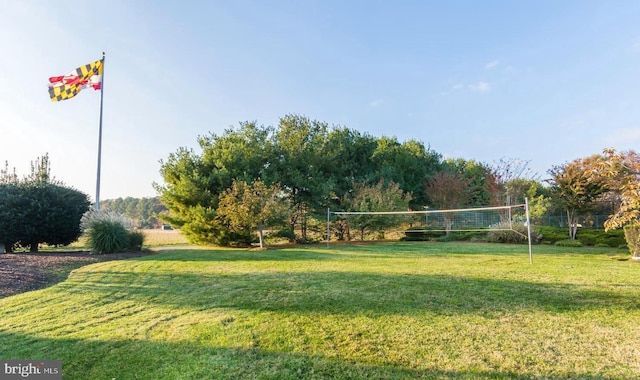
0;250;155;298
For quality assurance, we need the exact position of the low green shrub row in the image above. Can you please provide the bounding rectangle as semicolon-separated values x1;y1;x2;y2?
403;227;486;242
555;239;583;247
403;224;626;248
536;226;626;247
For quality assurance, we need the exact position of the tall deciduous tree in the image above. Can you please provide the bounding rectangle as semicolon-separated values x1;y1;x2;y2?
597;149;640;259
598;149;640;229
490;158;537;206
345;179;411;240
424;171;472;235
217;179;290;248
547;155;609;239
442;158;496;207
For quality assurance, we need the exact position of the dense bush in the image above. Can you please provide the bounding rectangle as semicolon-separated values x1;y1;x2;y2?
575;228;626;248
403;227;486;242
403;227;446;241
81;210;144;254
128;231;145;251
487;222;542;244
536;226;569;244
536;226;626;247
0;182;90;252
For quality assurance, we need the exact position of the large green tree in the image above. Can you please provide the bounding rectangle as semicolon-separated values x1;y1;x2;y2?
157;121;279;245
157;114;444;246
371;137;441;209
269;115;331;242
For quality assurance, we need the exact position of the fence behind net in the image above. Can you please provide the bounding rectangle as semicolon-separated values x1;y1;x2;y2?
329;202;534;263
333;205;526;232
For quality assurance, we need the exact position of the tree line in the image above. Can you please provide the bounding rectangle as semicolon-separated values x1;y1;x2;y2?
156;114;551;246
2;114;637;255
99;197;167;229
157;114;639;249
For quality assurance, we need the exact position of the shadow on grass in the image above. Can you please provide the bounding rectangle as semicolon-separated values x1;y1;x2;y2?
144;242;624;263
55;266;638;316
145;248;345;262
0;330;614;380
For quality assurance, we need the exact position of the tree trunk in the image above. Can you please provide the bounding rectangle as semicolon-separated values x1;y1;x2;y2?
444;217;453;236
258;226;265;248
29;242;38;252
567;210;578;240
623;225;640;261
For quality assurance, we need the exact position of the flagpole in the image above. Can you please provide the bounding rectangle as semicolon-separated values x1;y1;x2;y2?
95;52;105;211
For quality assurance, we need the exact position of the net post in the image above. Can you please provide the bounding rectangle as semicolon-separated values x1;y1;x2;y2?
525;197;533;264
326;207;330;248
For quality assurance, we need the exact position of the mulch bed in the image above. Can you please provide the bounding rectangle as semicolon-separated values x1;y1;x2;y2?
0;250;155;298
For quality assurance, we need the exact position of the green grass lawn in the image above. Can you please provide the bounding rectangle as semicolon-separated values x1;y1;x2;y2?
1;242;638;379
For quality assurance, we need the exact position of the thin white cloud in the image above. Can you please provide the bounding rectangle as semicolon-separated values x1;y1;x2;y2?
469;81;491;92
485;60;499;69
630;38;640;52
369;98;384;107
452;83;464;90
603;127;640;146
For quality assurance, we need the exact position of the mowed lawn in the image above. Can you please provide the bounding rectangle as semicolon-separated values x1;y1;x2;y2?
1;242;638;379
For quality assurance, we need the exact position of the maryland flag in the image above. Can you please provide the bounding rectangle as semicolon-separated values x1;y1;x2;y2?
48;59;103;101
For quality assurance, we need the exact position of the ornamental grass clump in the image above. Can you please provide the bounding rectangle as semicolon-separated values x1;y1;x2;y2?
81;210;144;254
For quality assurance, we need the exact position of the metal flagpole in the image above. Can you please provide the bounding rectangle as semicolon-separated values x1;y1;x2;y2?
95;52;105;211
525;197;533;264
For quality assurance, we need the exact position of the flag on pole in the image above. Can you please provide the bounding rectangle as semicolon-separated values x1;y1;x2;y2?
48;60;103;101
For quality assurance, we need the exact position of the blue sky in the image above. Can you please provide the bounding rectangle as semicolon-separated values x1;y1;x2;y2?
1;1;639;200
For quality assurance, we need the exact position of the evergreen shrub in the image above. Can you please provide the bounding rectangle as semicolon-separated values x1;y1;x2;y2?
536;226;626;247
128;231;145;251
